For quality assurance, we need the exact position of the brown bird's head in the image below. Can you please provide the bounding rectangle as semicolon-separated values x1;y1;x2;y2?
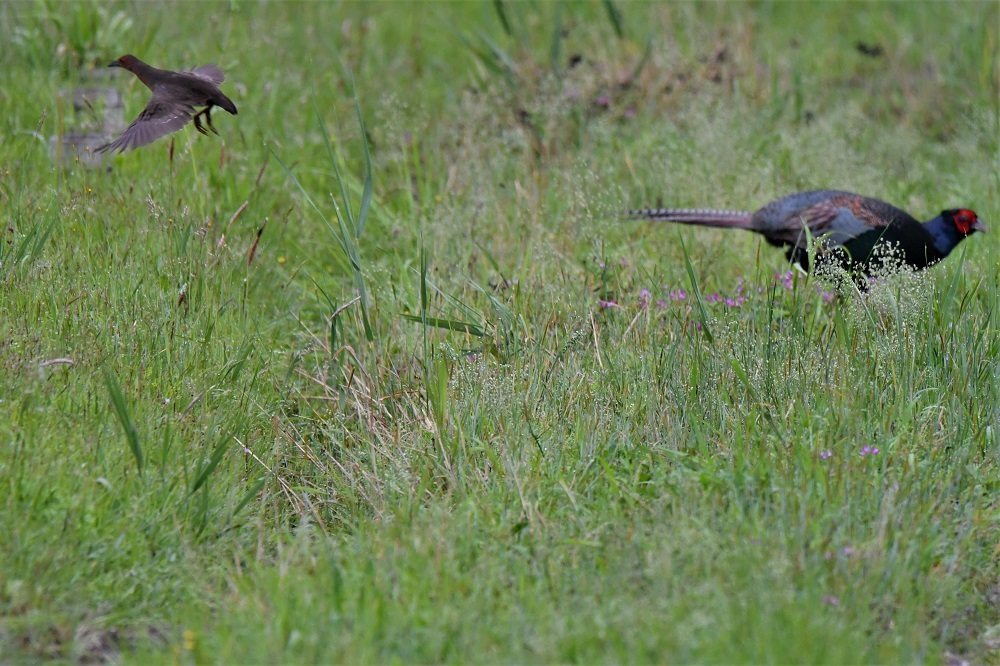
108;54;142;71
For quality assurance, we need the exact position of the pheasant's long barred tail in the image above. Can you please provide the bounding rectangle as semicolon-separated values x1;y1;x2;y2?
628;207;754;228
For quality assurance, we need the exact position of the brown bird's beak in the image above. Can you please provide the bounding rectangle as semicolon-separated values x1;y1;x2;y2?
108;60;122;68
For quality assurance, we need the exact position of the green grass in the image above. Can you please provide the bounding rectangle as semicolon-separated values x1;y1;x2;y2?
1;1;999;663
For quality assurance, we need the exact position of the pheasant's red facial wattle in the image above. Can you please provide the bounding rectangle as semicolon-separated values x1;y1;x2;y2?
951;208;980;235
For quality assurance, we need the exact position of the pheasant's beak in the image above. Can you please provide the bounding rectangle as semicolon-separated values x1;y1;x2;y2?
973;219;987;233
107;61;122;68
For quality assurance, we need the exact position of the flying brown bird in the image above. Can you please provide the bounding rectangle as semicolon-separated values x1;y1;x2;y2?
96;54;237;154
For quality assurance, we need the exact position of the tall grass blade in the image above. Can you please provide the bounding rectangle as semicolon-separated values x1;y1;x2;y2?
231;477;268;520
475;242;509;285
27;216;56;265
190;431;232;495
452;27;518;84
454;30;510;81
476;29;518;77
679;235;714;344
315;103;356;234
420;236;430;315
266;145;351;268
1;216;56;281
272;88;374;341
428;356;450;435
104;367;143;475
422;274;486;325
602;0;625;38
942;245;969;320
399;314;486;337
493;0;513;36
549;3;563;78
628;36;653;82
330;299;341;348
313;99;374;340
354;92;373;239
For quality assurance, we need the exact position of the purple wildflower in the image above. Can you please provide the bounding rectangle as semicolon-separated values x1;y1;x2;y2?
822;595;840;607
820;450;833;460
639;289;651;308
859;445;880;457
599;300;618;309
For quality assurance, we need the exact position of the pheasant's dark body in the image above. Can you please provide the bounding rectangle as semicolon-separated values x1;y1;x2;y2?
630;190;985;276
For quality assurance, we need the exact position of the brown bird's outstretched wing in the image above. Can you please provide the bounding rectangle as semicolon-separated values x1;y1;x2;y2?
187;64;225;85
96;91;195;154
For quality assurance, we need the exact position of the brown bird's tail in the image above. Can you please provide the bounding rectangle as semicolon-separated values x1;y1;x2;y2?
627;207;754;229
218;95;238;115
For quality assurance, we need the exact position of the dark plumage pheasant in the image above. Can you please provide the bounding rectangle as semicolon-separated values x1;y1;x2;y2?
629;190;986;275
96;54;237;154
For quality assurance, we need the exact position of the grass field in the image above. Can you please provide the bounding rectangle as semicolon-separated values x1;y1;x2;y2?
1;1;999;662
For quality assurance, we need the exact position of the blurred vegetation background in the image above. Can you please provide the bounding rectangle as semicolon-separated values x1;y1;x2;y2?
0;1;998;662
